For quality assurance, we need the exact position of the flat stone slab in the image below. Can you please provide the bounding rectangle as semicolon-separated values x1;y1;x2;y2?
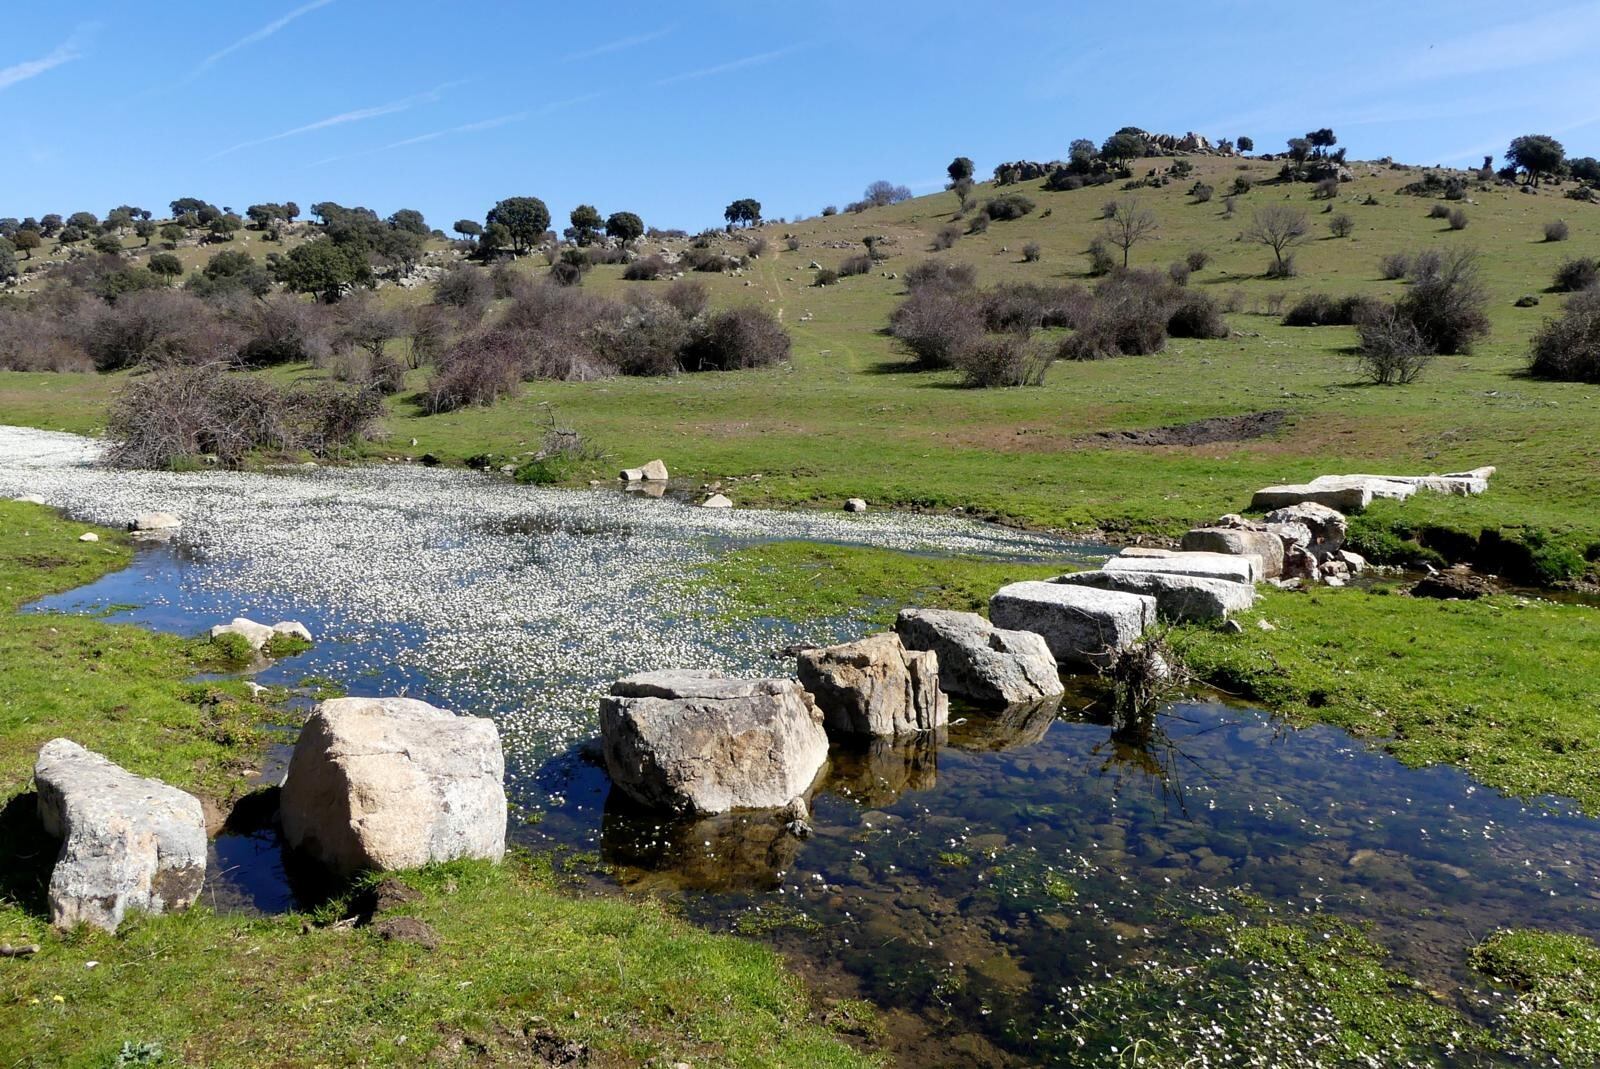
1054;569;1256;622
1250;483;1372;513
601;670;828;815
35;739;206;932
1179;527;1285;579
1327;469;1492;496
1104;551;1262;585
895;608;1064;707
989;581;1156;669
1306;475;1417;501
280;697;506;876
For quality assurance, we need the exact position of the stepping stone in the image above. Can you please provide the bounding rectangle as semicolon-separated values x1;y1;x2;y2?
1306;475;1417;501
35;739;206;932
1053;570;1256;623
895;608;1063;706
1104;551;1262;585
797;632;947;738
1250;483;1372;513
989;582;1156;670
1179;527;1285;578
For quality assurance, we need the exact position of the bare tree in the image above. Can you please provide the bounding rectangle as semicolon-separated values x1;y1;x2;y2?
1245;205;1310;276
1103;199;1157;268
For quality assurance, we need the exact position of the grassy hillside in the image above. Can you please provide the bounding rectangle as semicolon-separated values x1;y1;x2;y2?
4;154;1599;552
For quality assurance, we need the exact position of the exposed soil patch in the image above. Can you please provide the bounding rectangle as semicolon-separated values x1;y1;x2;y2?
1089;409;1288;447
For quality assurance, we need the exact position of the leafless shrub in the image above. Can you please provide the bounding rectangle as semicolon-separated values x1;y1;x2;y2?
889;286;985;368
933;225;962;250
1379;252;1411;280
680;306;791;371
423;330;526;413
1527;287;1600;382
950;333;1056;387
1356;308;1435;384
623;255;667;281
904;259;977;293
661;278;709;318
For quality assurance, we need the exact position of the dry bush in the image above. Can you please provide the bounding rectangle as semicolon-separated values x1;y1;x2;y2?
434;265;494;313
680;306;791;371
1379;252;1411;280
1282;293;1383;327
423;330;526;413
950;334;1055;387
1166;289;1230;339
661;278;709;319
838;254;873;277
1356;308;1435;384
1022;241;1042;263
980;283;1089;333
1056;271;1174;360
932;225;962;250
106;363;380;467
1552;257;1599;293
1396;246;1490;354
1544;219;1570;242
0;303;91;371
1447;208;1469;230
889;286;985;368
589;296;692;376
1185;249;1211;272
1086;237;1116;276
1527;287;1600;382
79;290;241;371
623;255;667;281
233;295;335;367
904;259;977;293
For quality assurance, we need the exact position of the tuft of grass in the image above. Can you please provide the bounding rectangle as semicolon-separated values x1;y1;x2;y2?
261;631;312;659
1178;587;1600;812
688;540;1066;629
1469;929;1600;1064
207;630;255;665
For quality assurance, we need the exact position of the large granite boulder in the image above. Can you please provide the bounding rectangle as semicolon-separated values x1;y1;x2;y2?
1103;551;1263;585
280;697;506;876
1264;502;1347;559
894;608;1063;706
600;670;828;815
1179;527;1285;579
1053;569;1256;622
34;739;206;932
989;582;1156;669
797;633;947;737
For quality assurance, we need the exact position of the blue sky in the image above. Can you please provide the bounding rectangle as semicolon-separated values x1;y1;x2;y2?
4;1;1600;232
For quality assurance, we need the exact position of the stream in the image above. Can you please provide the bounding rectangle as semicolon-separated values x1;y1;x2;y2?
4;425;1599;1067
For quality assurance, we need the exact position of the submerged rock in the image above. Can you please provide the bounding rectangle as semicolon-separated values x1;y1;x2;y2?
130;512;182;532
599;670;828;815
797;632;948;737
894;608;1063;706
1409;570;1495;600
989;581;1156;669
34;739;206;932
280;697;507;876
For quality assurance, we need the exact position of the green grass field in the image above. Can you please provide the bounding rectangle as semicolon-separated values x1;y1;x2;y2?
5;155;1597;560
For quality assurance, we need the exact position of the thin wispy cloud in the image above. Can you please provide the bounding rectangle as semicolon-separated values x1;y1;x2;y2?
306;92;602;168
207;82;461;160
562;26;673;63
0;31;89;92
652;45;802;87
192;0;336;76
1403;6;1600;83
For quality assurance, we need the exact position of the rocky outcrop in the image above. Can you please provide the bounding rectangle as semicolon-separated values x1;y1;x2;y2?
599;670;828;815
1263;503;1347;559
797;633;947;737
894;608;1063;706
1104;551;1264;585
1409;570;1495;600
1250;468;1492;513
989;582;1156;669
1053;569;1256;622
280;697;507;876
34;739;206;932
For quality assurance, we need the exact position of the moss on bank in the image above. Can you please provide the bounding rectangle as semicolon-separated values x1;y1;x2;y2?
1470;929;1600;1063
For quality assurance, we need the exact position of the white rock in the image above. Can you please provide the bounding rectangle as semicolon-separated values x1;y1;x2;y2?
272;621;313;643
699;493;733;509
12;494;46;505
1179;527;1285;578
1306;475;1417;502
1250;483;1372;513
989;581;1156;669
130;512;182;532
1053;569;1256;622
77;532;98;542
280;697;507;876
620;459;669;482
600;670;828;815
210;617;276;651
796;632;947;737
1105;551;1262;585
35;739;206;932
844;498;868;513
895;608;1063;706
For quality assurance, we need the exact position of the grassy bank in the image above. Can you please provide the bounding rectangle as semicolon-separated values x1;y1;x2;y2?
0;504;874;1067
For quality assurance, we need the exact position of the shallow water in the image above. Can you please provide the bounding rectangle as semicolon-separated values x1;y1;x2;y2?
6;427;1600;1066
